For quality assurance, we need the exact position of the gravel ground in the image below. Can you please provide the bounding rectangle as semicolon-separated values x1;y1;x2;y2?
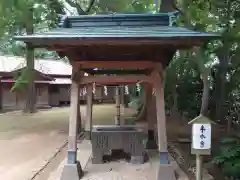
81;151;162;180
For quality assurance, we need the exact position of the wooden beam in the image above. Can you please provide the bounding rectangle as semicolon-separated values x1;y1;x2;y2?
80;75;152;84
75;61;156;69
82;69;150;75
95;82;137;86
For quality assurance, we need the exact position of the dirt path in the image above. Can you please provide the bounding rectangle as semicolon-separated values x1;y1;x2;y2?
0;107;71;180
0;107;73;180
0;131;67;180
0;104;136;180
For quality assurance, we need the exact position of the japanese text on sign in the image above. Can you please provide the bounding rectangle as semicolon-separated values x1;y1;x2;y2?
192;124;211;149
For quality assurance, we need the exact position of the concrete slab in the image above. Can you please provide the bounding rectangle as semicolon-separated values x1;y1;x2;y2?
80;150;185;180
157;164;176;180
48;140;91;180
48;142;188;180
77;140;92;168
60;162;83;180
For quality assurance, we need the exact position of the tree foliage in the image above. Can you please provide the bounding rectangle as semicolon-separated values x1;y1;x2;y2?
0;0;240;175
0;0;65;57
213;137;240;179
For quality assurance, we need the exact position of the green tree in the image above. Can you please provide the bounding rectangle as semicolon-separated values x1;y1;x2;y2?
0;0;65;112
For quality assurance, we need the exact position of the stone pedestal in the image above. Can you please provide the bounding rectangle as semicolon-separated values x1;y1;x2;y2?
91;125;145;164
157;164;176;180
60;161;83;180
130;155;145;164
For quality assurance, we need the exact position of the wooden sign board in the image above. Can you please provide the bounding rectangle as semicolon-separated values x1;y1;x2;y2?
192;123;211;149
188;115;214;155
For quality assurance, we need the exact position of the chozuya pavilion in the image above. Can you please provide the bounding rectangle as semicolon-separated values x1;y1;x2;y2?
15;12;219;180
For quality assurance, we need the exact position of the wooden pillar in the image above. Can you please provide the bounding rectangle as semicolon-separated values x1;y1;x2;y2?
77;85;82;134
120;85;125;106
152;67;169;164
67;81;80;164
145;83;158;149
115;86;121;125
120;85;125;124
153;65;176;180
85;84;93;140
60;69;83;180
0;82;2;111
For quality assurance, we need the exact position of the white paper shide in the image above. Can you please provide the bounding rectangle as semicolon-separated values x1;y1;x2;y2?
192;123;211;149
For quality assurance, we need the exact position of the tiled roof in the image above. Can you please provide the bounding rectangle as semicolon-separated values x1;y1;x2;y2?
59;13;173;28
14;26;218;42
0;56;72;76
14;13;219;46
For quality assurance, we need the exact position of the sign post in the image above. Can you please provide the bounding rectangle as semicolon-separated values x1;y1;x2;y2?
188;115;214;180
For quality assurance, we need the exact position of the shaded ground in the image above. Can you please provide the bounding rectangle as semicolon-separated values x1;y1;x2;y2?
0;104;136;180
47;140;186;180
136;116;227;180
166;118;227;180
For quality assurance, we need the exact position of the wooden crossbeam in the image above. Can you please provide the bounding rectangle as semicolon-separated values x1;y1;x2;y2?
83;69;150;75
76;61;156;69
80;75;152;84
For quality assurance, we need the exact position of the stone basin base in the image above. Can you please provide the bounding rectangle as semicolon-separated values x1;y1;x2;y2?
91;125;145;164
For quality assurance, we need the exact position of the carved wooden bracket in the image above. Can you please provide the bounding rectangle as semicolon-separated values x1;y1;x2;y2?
71;63;84;83
150;63;164;84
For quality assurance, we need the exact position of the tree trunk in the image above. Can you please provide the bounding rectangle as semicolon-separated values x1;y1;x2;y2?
200;73;210;115
169;84;179;119
24;4;36;113
160;0;176;12
193;48;210;116
214;49;228;121
227;115;232;134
